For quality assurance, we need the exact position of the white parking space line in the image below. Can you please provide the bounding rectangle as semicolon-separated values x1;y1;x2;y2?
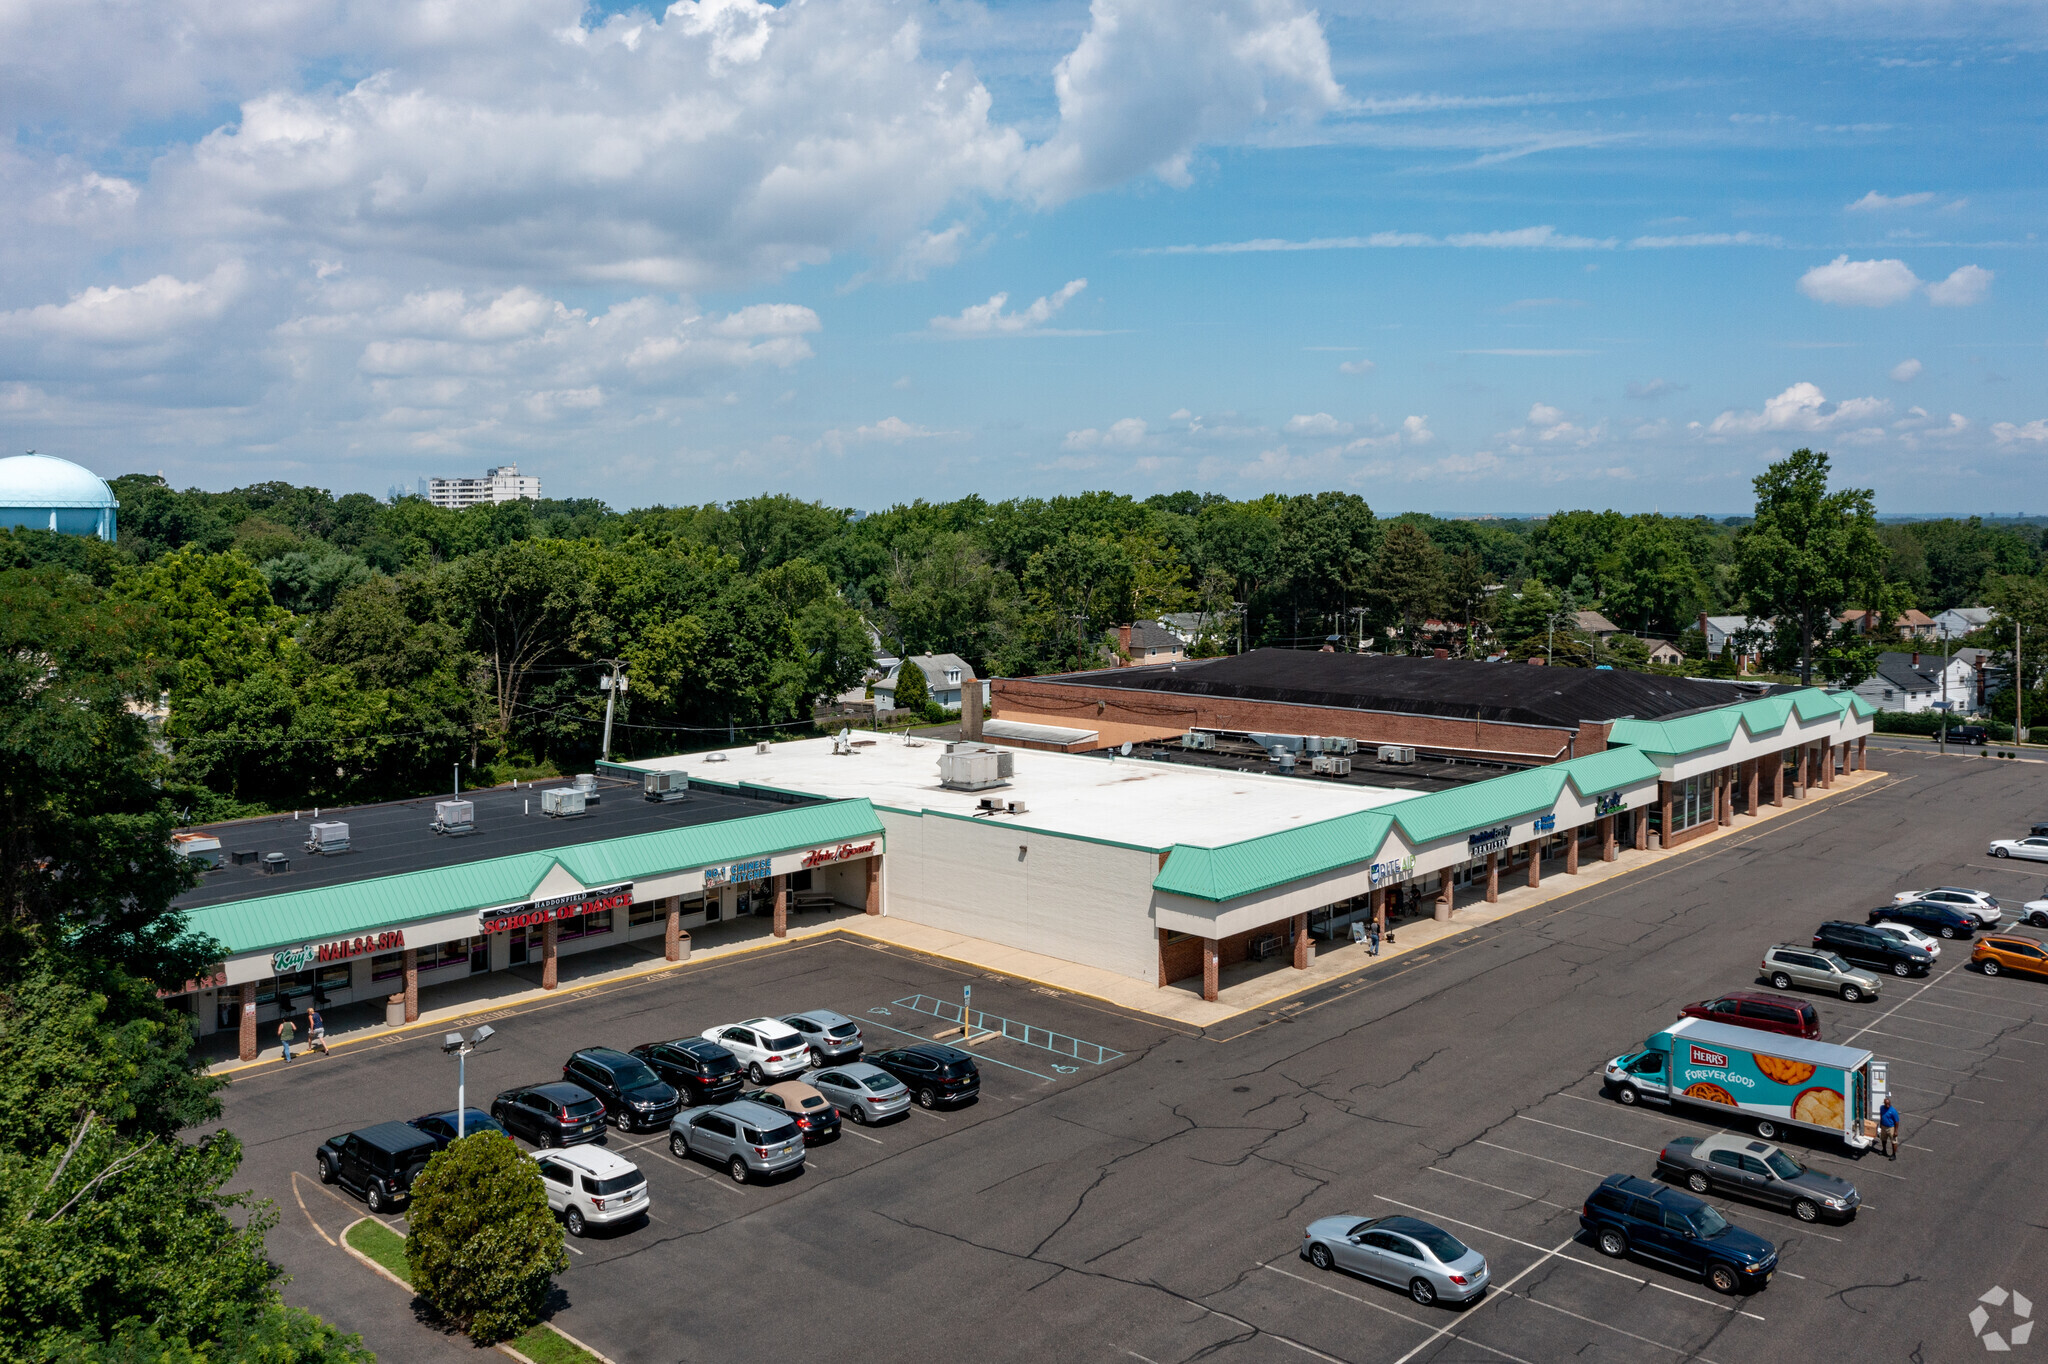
1457;1147;1846;1244
841;1128;885;1145
1476;1139;1603;1177
1551;1094;1911;1182
1428;1166;1572;1210
1909;998;2047;1026
1370;1196;1764;1320
1860;1027;2029;1057
1387;1236;1573;1364
610;1134;748;1196
1493;1286;1729;1364
858;1016;1059;1081
1842;963;1964;1050
1884;1011;2048;1043
1261;1264;1438;1336
1516;1115;1659;1153
1883;1080;1983;1103
1876;1054;2005;1081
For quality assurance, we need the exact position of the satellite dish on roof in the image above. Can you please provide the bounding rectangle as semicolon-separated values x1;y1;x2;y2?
1120;741;1132;756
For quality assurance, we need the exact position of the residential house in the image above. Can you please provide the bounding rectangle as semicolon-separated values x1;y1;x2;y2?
1117;621;1186;665
1574;610;1621;641
1839;608;1940;641
873;653;989;713
1851;649;1980;714
1643;639;1685;666
1699;614;1772;668
1934;606;1995;639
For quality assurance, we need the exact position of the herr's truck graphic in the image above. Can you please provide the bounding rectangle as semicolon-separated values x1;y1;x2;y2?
1602;1018;1885;1149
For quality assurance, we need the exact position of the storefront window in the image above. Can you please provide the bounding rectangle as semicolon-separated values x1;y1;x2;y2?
370;951;405;982
422;937;474;972
559;909;613;942
629;897;660;927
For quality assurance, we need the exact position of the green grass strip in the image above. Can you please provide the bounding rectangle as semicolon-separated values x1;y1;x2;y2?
508;1325;602;1364
344;1218;412;1285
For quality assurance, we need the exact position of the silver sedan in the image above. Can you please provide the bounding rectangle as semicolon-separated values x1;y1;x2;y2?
1301;1214;1490;1307
807;1062;912;1125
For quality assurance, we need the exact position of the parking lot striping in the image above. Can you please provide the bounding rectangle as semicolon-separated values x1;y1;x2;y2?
1369;1196;1762;1319
1881;1080;1983;1103
1551;1093;1912;1182
1492;1286;1730;1364
1842;962;1965;1051
1515;1115;1658;1153
841;1127;885;1145
858;1015;1059;1081
1475;1139;1604;1177
1263;1264;1535;1364
288;1171;338;1246
1387;1234;1583;1364
1907;997;2047;1026
1449;1152;1846;1245
1929;1117;1962;1126
1882;1011;2048;1044
609;1133;748;1196
1874;1054;2005;1081
1428;1166;1572;1210
892;993;1126;1066
1858;1027;2030;1057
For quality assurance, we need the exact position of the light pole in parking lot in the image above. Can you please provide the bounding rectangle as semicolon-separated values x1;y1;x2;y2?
441;1024;496;1139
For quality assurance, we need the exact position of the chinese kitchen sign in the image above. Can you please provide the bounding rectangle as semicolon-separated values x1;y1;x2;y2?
702;858;772;888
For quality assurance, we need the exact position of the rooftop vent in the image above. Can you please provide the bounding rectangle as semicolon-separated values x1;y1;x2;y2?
1182;730;1215;750
939;745;1009;792
756;741;771;754
432;801;476;836
572;773;601;804
262;852;291;875
541;788;588;818
643;770;689;802
305;821;351;854
171;832;222;868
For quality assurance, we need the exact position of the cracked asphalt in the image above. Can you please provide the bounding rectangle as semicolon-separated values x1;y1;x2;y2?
220;752;2048;1362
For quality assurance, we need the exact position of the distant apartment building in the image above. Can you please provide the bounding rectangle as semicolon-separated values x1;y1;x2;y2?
420;464;541;509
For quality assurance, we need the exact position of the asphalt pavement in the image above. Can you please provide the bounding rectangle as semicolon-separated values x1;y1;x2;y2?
216;748;2048;1363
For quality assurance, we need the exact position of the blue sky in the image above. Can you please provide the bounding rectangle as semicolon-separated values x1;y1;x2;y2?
1;0;2043;514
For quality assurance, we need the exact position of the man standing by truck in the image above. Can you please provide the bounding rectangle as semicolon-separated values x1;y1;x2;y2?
1878;1098;1899;1160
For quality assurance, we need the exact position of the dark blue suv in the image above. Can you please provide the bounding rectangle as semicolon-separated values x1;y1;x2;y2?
1580;1174;1778;1295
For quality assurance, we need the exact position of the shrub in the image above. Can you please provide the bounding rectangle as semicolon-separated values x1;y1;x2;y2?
404;1133;565;1344
1871;710;2011;741
891;658;929;714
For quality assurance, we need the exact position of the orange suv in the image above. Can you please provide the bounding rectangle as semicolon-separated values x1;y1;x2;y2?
1972;935;2048;980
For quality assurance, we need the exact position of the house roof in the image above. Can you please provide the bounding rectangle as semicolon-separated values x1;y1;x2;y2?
1124;621;1182;650
1574;610;1620;633
1940;606;1995;625
886;653;973;684
1701;615;1765;632
1866;650;1971;692
1606;687;1872;757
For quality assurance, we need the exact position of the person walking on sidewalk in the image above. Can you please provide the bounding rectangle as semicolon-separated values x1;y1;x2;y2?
277;1012;297;1063
1877;1098;1899;1159
306;1006;327;1056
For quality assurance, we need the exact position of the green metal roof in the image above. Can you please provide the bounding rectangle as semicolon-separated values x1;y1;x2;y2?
1606;687;1866;757
1153;745;1662;904
184;800;885;957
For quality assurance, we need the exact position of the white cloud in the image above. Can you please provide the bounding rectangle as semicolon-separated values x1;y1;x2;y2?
1401;415;1434;444
0;261;245;342
1626;378;1684;399
931;279;1088;335
1846;191;1936;212
1626;231;1780;248
856;416;944;441
1285;412;1352;436
1798;255;1921;307
1527;402;1566;426
1890;358;1922;383
1925;264;1992;307
1139;224;1617;254
1709;382;1892;435
1062;417;1148;449
1993;419;2048;445
1338;358;1377;375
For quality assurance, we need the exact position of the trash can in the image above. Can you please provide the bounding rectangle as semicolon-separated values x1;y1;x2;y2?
385;994;406;1027
674;930;691;963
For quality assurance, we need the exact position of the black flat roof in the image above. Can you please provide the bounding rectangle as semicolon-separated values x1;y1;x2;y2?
172;775;816;911
1038;649;1784;730
1101;740;1510;792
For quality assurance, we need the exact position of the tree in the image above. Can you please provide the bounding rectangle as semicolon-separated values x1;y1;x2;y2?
1735;449;1886;685
1364;521;1445;653
1604;517;1704;638
438;540;589;751
406;1132;567;1343
891;655;930;715
1443;552;1493;659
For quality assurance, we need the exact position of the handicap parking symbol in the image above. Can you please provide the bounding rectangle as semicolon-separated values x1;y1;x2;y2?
868;1007;891;1016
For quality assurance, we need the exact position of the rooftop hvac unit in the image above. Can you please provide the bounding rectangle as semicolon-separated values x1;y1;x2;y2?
1324;736;1358;755
305;821;350;854
996;749;1015;779
1305;735;1325;754
170;832;222;868
1274;751;1298;773
978;796;1002;811
262;852;290;875
938;747;1007;791
432;800;476;836
1005;799;1028;815
643;770;689;802
1311;755;1353;777
1250;732;1306;755
541;787;588;818
756;741;771;754
1377;744;1417;765
572;773;601;804
1182;730;1215;751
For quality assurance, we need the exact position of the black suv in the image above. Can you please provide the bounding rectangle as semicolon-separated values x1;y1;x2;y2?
1869;900;1978;941
869;1044;980;1109
1813;920;1934;977
316;1121;438;1213
1579;1173;1778;1295
564;1047;681;1132
491;1082;607;1148
631;1038;744;1105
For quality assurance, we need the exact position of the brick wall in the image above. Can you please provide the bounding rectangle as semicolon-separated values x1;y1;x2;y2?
1159;920;1294;986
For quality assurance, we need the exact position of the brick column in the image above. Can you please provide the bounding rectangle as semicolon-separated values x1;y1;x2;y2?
542;920;559;990
1634;808;1648;851
403;948;419;1023
1658;781;1675;850
1157;928;1170;987
1566;827;1580;874
664;896;682;962
1772;753;1785;806
1526;842;1541;889
238;981;258;1062
1292;913;1309;970
1601;814;1617;862
1719;768;1732;826
1373;887;1388;935
1202;937;1220;1003
1821;738;1834;788
864;857;881;915
1485;851;1500;903
1436;869;1453;921
1857;736;1867;771
1746;761;1759;816
772;873;788;940
1795;746;1808;799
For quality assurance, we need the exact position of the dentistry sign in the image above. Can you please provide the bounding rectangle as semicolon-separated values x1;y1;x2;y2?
1467;825;1512;858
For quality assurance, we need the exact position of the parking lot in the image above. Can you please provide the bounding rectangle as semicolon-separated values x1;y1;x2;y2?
221;750;2048;1363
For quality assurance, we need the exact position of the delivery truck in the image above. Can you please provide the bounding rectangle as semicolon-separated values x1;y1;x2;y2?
1602;1018;1886;1149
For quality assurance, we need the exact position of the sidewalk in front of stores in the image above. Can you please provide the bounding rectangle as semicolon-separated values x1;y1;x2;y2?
208;770;1890;1072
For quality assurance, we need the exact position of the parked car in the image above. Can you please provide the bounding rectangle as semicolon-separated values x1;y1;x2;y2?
491;1082;607;1148
1892;887;2003;927
1655;1133;1859;1223
2018;893;2048;929
1677;992;1819;1040
1868;900;1978;941
1760;944;1881;1002
315;1121;438;1213
1973;935;2048;980
668;1100;805;1184
1579;1173;1778;1295
701;1018;811;1084
1300;1214;1490;1307
535;1144;648;1236
809;1062;914;1125
1989;834;2048;863
1949;725;1990;746
740;1081;841;1143
868;1044;981;1109
407;1108;507;1152
631;1037;744;1104
563;1047;681;1132
1814;920;1934;977
1867;920;1942;959
782;1009;864;1066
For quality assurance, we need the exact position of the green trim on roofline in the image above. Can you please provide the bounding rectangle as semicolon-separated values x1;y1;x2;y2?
1153;746;1662;904
1606;687;1869;758
182;800;886;958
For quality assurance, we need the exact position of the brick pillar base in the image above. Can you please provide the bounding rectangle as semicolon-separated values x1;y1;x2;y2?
1634;810;1648;852
1292;913;1309;970
772;874;788;940
1795;746;1808;799
1485;852;1500;903
1659;781;1674;850
403;948;419;1023
1718;769;1732;826
1202;937;1220;1002
665;898;682;962
1772;755;1786;807
239;981;258;1062
1436;870;1453;921
1373;887;1387;935
1566;830;1580;874
1746;761;1759;816
1599;815;1615;862
864;858;881;915
1526;842;1541;889
1157;928;1170;987
1857;736;1867;771
542;920;559;990
1822;739;1834;788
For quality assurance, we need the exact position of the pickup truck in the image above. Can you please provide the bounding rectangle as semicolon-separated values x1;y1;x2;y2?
1603;1018;1884;1149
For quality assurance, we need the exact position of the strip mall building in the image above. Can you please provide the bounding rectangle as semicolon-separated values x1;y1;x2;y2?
166;654;1873;1056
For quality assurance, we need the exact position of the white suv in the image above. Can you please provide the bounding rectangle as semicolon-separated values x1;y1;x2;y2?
534;1145;648;1237
702;1018;811;1083
1895;887;2002;926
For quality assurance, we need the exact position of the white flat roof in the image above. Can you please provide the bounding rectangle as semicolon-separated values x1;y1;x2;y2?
628;737;1420;851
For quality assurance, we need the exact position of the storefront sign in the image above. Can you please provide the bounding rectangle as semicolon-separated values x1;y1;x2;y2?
157;969;227;999
1532;813;1557;834
801;840;878;869
703;858;771;888
1467;825;1512;857
1368;854;1416;888
272;930;405;976
477;883;633;935
1595;791;1626;817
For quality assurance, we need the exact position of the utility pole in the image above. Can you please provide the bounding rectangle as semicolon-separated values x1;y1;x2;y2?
598;659;628;760
1939;625;1949;756
2019;619;2027;747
